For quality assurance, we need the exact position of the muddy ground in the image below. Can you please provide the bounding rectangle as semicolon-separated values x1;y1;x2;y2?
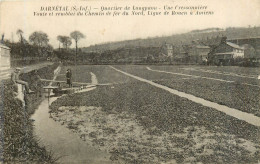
51;105;259;163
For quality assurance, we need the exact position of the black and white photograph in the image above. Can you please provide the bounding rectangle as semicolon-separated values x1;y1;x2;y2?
0;0;260;163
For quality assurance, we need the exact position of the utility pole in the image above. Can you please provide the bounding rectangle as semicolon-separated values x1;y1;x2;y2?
75;40;77;65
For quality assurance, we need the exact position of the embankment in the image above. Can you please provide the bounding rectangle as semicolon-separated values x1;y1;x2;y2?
0;63;59;163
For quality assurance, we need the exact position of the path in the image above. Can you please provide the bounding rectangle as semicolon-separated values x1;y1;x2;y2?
110;66;260;127
31;72;113;164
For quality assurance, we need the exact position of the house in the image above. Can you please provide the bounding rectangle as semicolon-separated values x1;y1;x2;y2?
177;40;211;64
173;46;189;63
227;37;260;59
187;42;211;64
208;38;244;65
0;43;11;79
161;43;173;57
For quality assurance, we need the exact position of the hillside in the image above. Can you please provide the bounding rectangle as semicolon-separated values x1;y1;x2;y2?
82;26;260;52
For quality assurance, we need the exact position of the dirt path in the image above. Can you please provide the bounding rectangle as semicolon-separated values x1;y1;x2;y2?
31;72;113;163
110;66;260;127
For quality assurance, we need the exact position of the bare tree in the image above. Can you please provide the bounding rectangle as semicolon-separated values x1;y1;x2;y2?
70;31;85;64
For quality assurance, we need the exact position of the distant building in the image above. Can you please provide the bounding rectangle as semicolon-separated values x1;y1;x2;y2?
227;37;260;59
173;46;189;63
208;38;244;65
161;43;173;57
0;43;11;79
188;42;211;64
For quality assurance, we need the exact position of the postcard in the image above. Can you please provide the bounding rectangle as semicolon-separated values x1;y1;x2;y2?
0;0;259;163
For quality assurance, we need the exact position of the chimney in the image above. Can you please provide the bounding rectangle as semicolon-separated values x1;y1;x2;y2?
1;34;4;44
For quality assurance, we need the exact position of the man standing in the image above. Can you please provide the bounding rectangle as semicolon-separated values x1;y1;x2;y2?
66;69;72;88
11;68;34;94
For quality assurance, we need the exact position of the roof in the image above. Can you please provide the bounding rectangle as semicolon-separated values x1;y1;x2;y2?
226;42;244;50
227;36;260;40
241;44;254;49
0;43;10;50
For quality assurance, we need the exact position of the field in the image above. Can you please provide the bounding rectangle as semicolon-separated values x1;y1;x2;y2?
115;65;260;116
50;65;260;163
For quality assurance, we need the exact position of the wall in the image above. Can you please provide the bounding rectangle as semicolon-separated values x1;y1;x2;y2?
0;48;11;68
0;47;11;79
233;48;244;58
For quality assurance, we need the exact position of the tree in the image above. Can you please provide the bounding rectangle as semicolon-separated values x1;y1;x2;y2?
29;31;49;59
70;31;85;64
57;35;72;49
29;31;49;47
16;29;24;44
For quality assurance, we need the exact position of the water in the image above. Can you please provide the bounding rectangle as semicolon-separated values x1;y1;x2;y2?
31;72;113;163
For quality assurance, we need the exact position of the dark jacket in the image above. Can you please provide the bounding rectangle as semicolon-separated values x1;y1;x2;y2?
66;71;72;79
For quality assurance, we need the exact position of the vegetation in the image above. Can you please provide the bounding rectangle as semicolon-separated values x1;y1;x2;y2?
29;31;49;47
116;65;260;116
52;27;260;66
49;65;260;163
4;26;260;66
0;63;59;163
57;35;72;49
83;26;260;52
3;29;54;66
16;29;24;44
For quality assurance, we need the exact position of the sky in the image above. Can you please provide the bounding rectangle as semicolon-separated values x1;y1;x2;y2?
0;0;259;48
